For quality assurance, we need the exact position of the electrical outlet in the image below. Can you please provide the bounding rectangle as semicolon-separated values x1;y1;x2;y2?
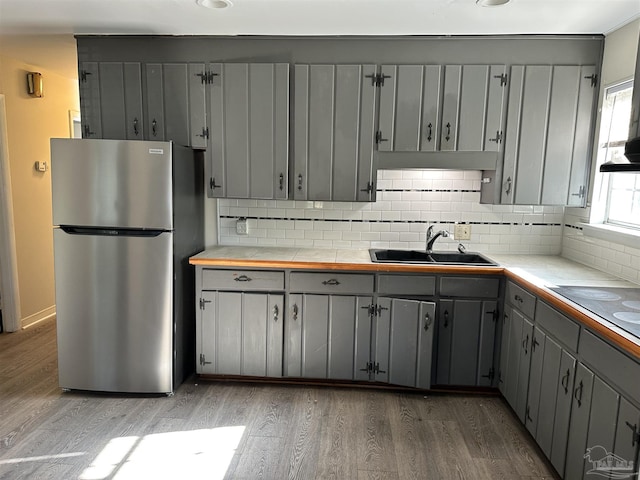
236;218;248;235
454;224;471;240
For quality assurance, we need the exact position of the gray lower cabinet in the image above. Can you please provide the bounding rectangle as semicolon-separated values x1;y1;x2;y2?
436;299;498;386
293;64;377;201
286;294;435;388
79;61;144;140
197;290;284;377
285;293;372;380
207;63;289;199
496;64;597;206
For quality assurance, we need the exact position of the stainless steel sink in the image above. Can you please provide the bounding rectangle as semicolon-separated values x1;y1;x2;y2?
369;249;497;265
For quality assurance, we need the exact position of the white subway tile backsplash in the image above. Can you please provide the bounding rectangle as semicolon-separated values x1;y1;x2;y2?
217;169;566;256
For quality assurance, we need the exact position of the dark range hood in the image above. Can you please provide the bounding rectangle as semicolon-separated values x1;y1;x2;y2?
600;136;640;172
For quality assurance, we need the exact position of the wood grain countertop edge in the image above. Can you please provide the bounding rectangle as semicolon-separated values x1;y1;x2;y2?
189;254;640;360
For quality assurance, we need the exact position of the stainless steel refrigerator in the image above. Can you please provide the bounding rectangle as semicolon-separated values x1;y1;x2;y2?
51;138;203;394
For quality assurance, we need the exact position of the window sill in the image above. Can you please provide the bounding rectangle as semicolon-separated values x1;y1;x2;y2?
580;223;640;249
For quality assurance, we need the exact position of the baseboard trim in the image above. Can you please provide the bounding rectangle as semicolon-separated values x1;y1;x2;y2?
21;306;56;329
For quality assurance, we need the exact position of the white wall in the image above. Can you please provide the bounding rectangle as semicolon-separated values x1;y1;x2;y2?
217;169;564;255
561;20;640;285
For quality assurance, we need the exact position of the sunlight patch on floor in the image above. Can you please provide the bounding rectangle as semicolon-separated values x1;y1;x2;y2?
79;426;245;480
0;452;86;465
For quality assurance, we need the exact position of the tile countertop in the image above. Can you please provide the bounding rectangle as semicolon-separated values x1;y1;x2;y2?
190;247;640;359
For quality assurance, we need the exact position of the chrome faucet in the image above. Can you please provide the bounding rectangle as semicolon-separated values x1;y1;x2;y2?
426;225;450;254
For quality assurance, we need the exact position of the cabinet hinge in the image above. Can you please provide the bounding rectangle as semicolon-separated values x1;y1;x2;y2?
199;353;212;366
359;361;373;373
375;131;389;145
584;73;598;88
481;367;495;381
197;127;209;140
199;298;211;310
486;307;499;322
361;304;376;317
79;70;92;83
360;181;374;195
488;130;503;144
375;304;389;317
494;73;508;86
195;71;208;84
373;362;386;375
366;73;391;87
206;71;220;84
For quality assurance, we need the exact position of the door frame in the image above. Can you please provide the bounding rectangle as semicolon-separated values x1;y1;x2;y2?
0;94;22;332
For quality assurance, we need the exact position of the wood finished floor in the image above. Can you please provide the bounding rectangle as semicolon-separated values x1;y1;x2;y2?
0;318;559;480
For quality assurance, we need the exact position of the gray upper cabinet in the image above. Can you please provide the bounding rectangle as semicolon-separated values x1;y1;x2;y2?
377;64;506;155
499;65;597;206
377;65;442;152
293;64;377;202
79;61;144;140
207;63;289;199
144;63;206;147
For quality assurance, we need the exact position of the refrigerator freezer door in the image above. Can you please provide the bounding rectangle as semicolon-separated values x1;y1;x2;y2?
51;139;173;230
54;229;174;393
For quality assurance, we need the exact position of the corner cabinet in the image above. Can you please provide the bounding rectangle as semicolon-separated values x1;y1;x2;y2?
206;63;290;199
293;64;378;202
493;65;597;206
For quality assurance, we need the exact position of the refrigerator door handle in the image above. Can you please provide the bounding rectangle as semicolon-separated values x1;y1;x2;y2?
60;226;166;237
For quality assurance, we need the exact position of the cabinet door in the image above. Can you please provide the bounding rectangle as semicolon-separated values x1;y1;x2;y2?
375;298;435;388
440;65;461;151
525;326;547;436
162;64;191;146
294;64;377;201
286;294;371;380
477;300;498;386
498;304;513;395
198;291;283;376
515;314;534;423
565;362;595;480
97;62;144;140
189;63;208;149
566;65;597;207
78;61;102;138
436;299;454;385
145;64;165;141
504;307;523;410
378;65;442;152
534;335;562;457
208;63;289;199
449;300;482;385
613;398;640;476
550;349;577;475
502;64;596;206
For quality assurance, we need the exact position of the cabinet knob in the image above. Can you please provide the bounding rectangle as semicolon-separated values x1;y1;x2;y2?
151;119;158;137
574;380;584;407
424;312;432;331
279;173;284;191
297;174;303;191
273;304;279;322
443;310;450;328
322;279;341;286
561;369;570;394
445;122;451;142
133;117;139;136
234;275;252;282
426;123;433;142
292;304;298;321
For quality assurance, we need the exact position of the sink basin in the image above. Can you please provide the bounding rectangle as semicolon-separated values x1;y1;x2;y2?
369;249;497;265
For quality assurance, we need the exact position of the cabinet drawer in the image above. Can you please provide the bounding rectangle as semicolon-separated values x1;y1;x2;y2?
440;276;500;298
579;330;640;403
535;301;580;352
377;275;436;296
289;272;374;294
506;281;536;318
202;269;285;291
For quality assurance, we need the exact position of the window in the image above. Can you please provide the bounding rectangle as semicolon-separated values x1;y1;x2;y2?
596;80;640;230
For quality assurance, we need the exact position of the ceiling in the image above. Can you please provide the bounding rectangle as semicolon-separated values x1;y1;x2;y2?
0;0;639;79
